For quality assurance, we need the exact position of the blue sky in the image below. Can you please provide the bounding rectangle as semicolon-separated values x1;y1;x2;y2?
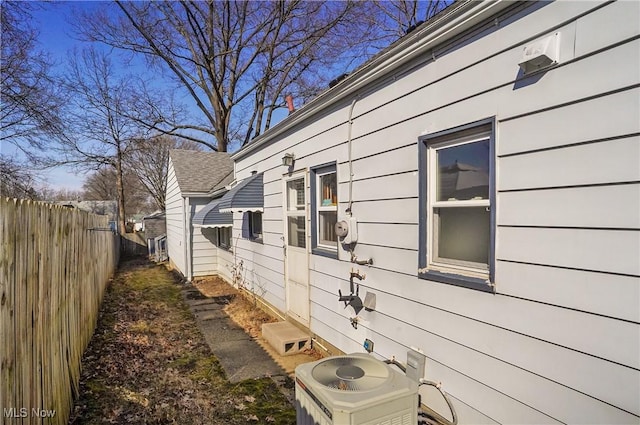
12;1;293;192
4;2;105;191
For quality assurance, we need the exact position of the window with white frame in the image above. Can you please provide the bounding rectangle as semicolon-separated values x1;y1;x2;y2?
419;120;495;291
310;164;338;256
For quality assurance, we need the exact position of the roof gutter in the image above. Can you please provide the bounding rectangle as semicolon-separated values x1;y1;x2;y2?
232;0;511;161
181;191;211;197
207;187;228;198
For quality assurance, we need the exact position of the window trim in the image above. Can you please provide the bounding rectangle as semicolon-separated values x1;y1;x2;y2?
310;162;338;259
418;118;496;293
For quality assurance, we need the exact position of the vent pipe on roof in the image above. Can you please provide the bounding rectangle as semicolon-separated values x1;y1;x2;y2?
285;94;295;114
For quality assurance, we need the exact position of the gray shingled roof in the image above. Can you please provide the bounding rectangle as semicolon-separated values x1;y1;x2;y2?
212;170;234;192
169;150;233;194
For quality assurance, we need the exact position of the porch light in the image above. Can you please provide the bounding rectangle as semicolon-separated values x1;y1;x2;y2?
282;153;295;167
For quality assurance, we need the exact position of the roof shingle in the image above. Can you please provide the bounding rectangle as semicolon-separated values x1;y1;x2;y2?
169;149;233;194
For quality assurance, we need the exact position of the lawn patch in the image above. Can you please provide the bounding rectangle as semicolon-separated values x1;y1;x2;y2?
69;260;295;425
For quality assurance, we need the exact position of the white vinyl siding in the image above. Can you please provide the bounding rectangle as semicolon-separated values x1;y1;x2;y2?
228;1;640;423
165;158;186;275
165;157;231;279
190;198;220;277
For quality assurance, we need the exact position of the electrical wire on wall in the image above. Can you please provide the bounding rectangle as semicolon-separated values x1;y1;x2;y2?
344;96;373;266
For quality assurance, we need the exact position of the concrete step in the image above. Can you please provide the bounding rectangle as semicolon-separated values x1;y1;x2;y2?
262;321;310;357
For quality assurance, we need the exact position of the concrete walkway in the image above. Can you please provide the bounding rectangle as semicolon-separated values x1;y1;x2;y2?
180;283;300;403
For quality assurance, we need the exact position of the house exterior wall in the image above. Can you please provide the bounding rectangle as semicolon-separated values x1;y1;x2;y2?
165;157;186;275
190;198;220;277
230;1;639;423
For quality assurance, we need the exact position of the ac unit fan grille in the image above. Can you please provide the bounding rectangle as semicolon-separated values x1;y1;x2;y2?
311;356;391;391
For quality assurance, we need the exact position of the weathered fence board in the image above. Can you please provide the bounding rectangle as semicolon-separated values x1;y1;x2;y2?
120;232;147;258
0;198;119;425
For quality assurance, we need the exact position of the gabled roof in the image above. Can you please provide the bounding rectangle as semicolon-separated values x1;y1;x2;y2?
169;150;233;194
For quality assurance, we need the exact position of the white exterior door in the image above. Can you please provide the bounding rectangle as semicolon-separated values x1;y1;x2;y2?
283;173;310;326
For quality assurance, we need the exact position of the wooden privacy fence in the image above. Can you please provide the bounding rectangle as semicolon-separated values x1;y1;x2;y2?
0;198;119;425
120;232;148;258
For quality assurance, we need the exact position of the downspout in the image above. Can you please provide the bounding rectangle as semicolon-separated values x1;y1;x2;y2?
182;196;191;280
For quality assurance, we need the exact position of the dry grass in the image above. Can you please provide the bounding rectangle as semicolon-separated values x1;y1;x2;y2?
193;276;278;339
193;276;324;370
69;260;295;425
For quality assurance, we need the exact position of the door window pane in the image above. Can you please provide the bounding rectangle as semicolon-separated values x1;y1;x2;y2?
287;216;306;248
287;179;305;211
318;211;337;246
437;140;489;201
435;207;489;265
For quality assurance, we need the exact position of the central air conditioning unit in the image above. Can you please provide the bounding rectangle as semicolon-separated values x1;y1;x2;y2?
295;353;418;425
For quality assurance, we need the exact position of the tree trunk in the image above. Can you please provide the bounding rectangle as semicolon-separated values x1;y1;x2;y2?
115;149;127;234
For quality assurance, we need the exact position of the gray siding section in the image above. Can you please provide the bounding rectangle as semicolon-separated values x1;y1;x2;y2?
165;158;186;275
231;2;639;424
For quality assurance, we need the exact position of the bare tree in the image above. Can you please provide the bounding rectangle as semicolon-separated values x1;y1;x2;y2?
72;1;380;151
371;0;448;39
1;2;65;196
0;156;39;199
82;167;152;217
38;186;84;202
126;136;201;210
51;47;155;233
1;2;63;149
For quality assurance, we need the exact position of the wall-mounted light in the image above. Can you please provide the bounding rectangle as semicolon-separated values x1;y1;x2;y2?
282;153;295;167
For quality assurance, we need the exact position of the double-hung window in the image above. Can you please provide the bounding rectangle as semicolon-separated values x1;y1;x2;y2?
310;163;338;257
418;119;495;292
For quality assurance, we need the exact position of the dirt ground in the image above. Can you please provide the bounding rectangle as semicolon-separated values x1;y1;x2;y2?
69;259;296;424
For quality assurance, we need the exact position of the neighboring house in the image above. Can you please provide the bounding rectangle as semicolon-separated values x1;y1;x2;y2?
143;210;166;241
128;213;147;232
165;149;233;280
143;210;167;261
204;1;639;424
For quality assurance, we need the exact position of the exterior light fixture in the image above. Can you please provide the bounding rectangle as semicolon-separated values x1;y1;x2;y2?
282;153;295;167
